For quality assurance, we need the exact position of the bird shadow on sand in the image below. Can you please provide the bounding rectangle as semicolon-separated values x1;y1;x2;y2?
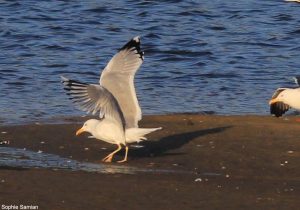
125;126;232;158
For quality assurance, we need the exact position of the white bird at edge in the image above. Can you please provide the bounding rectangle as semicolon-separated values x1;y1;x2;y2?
269;77;300;117
285;0;300;3
61;36;162;163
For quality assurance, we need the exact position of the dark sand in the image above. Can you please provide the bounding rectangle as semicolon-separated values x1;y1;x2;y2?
1;115;300;210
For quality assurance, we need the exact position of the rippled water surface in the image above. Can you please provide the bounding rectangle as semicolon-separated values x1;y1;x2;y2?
0;0;300;124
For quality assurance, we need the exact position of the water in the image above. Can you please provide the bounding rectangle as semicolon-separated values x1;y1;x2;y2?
0;146;221;176
0;0;300;124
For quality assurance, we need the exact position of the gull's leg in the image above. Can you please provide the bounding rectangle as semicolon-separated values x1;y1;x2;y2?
117;146;129;163
102;144;122;162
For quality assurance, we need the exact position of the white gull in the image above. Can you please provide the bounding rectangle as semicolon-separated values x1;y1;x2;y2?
61;36;161;163
269;77;300;117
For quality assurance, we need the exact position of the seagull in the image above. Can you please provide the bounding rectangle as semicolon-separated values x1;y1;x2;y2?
269;77;300;117
285;0;300;3
61;36;161;163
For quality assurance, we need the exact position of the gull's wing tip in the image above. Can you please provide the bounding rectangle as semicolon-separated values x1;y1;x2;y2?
133;36;144;59
118;36;144;60
121;36;142;50
133;36;141;43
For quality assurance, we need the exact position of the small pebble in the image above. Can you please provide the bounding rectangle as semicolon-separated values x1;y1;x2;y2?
195;178;202;182
40;141;45;144
287;151;294;154
1;131;7;134
172;163;178;166
84;147;89;151
130;145;144;148
225;174;230;178
284;161;288;164
221;166;226;170
37;150;43;153
101;147;107;150
1;179;5;183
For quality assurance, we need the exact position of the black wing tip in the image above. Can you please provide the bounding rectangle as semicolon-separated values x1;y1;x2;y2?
120;36;141;50
120;36;144;60
61;76;88;87
270;102;290;117
133;36;141;43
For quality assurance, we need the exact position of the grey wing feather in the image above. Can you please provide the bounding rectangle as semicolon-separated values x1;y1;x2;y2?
61;76;125;128
99;36;144;128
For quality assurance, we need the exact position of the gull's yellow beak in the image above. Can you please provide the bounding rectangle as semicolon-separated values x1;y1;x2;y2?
76;127;85;136
269;98;279;105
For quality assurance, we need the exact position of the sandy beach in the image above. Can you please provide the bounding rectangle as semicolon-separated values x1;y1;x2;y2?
0;114;300;210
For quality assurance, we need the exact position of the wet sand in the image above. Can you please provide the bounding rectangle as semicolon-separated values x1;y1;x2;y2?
1;115;300;210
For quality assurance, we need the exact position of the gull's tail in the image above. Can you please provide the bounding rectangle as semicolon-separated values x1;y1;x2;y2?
125;127;162;143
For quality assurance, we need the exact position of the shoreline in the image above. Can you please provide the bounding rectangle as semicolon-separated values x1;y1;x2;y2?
0;111;300;127
1;114;300;209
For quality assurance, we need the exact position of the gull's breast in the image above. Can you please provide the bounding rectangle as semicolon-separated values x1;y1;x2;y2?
93;119;126;145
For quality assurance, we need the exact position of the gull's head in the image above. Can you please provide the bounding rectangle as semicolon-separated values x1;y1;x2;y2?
269;96;281;105
269;91;286;105
76;119;99;136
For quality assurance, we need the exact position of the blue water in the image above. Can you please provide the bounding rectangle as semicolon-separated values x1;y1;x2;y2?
0;0;300;124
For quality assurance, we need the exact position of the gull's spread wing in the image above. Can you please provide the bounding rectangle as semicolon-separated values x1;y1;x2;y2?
100;36;144;128
61;76;125;128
